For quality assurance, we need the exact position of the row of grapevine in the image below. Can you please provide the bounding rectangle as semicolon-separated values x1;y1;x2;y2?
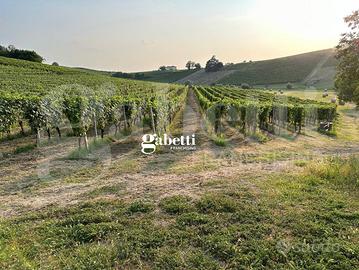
0;56;189;147
194;86;337;135
0;83;187;148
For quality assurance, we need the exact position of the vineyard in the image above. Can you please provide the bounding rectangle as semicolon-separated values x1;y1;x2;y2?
0;56;187;146
0;55;339;146
194;86;337;135
2;2;359;268
1;56;359;270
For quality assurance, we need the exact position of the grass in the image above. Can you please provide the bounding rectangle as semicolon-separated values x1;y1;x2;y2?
283;89;337;100
108;159;142;174
0;130;31;143
0;156;357;269
159;195;194;214
249;131;270;143
169;154;219;174
1;143;37;158
318;128;337;137
335;105;359;142
307;156;359;188
63;165;104;184
243;151;300;164
212;134;227;146
66;138;110;160
126;200;155;214
294;160;308;167
83;184;125;198
13;143;36;154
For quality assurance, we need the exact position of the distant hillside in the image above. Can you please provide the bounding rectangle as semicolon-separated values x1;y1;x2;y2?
131;49;337;89
176;69;236;85
2;47;337;90
124;69;197;83
72;67;114;76
217;49;336;88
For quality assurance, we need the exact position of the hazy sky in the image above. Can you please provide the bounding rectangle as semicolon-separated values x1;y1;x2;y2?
0;0;357;72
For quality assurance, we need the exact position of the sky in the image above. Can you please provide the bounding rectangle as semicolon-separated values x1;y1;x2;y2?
0;0;358;72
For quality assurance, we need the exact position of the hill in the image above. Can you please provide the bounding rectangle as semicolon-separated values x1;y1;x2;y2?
131;49;337;89
176;69;236;85
72;67;114;76
217;48;336;88
114;69;197;83
0;56;166;97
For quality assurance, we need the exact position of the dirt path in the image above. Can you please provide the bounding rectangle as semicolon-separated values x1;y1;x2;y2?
182;89;202;136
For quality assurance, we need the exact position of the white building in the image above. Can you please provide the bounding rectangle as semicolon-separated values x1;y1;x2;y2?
165;66;177;71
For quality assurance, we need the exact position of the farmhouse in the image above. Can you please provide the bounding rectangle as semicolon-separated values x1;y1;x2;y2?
164;66;177;71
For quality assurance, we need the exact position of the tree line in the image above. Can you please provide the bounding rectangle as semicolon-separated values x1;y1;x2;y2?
0;45;44;63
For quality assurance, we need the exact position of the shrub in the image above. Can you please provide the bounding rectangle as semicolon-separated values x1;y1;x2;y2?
13;143;36;154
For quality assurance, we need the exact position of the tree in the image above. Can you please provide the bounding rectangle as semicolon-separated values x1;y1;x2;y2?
286;82;293;90
205;56;224;72
7;45;16;51
185;61;195;70
335;10;359;105
52;62;59;66
195;63;201;70
241;83;250;89
0;45;7;56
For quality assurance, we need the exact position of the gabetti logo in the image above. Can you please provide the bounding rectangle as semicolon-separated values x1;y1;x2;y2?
141;134;196;154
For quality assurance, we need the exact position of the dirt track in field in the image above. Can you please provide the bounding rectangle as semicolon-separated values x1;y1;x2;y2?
1;91;359;217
